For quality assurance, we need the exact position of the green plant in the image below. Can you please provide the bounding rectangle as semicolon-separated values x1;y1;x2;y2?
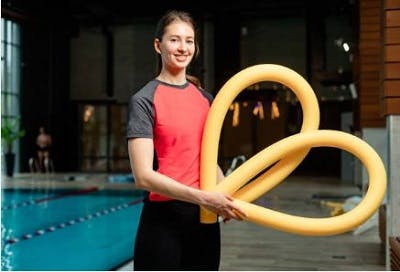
1;118;25;154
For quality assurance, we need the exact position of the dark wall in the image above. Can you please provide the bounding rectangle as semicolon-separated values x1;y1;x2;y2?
20;20;52;168
3;0;357;176
8;12;79;172
214;12;241;92
47;23;80;172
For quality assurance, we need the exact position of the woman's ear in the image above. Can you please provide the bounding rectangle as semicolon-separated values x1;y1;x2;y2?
154;38;161;54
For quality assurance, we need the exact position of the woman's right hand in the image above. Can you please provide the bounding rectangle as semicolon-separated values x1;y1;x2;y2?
200;191;247;222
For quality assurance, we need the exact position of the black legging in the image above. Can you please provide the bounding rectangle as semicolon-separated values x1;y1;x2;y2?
133;199;221;271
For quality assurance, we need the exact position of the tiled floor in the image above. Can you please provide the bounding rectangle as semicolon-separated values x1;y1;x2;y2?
219;176;384;271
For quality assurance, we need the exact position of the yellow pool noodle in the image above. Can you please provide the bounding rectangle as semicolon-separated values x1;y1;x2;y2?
199;64;387;236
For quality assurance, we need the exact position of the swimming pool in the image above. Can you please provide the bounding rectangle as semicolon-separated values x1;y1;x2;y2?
1;187;145;270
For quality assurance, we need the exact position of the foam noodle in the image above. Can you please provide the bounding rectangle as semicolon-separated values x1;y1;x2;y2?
199;64;387;236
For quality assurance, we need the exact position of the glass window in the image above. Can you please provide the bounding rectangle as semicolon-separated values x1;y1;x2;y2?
1;18;22;173
78;103;130;172
110;105;129;172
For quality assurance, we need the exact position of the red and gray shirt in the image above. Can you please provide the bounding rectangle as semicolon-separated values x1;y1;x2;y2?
127;79;213;201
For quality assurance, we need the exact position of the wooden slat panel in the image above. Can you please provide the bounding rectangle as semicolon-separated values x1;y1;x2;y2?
359;0;385;127
384;80;400;96
358;38;382;45
385;63;400;78
359;40;380;47
360;55;381;63
360;89;382;95
384;98;400;114
360;50;380;57
360;115;383;121
361;118;386;127
361;64;380;72
361;71;380;80
359;41;380;49
360;59;380;65
361;16;381;24
359;110;384;117
385;0;400;9
360;88;382;94
360;115;384;122
360;22;380;32
360;81;380;89
361;8;381;16
386;10;400;26
361;0;381;8
360;31;380;40
361;104;384;112
361;96;384;104
360;89;384;97
360;77;380;83
360;111;383;120
360;86;382;92
385;45;400;61
361;24;381;31
385;28;400;44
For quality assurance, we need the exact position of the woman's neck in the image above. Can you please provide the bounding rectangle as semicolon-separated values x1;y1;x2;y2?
157;70;186;85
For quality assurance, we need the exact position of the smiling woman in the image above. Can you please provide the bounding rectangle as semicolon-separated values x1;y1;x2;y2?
126;10;246;271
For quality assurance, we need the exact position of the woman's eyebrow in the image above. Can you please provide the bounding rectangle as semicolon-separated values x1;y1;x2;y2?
167;34;194;39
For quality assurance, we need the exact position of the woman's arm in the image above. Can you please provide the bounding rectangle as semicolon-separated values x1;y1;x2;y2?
217;165;225;182
128;138;246;221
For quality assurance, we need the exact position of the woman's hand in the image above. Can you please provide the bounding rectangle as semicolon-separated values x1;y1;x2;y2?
200;191;247;222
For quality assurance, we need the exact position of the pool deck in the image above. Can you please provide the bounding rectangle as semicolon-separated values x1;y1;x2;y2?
1;173;138;191
117;176;385;271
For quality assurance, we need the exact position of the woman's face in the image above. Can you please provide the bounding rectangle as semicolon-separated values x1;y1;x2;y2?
155;21;195;73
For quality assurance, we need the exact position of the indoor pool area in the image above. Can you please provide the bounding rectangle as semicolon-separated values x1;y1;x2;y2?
1;173;145;271
2;0;399;270
2;173;386;271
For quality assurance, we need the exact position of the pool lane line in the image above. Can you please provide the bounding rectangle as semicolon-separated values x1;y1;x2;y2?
1;187;99;211
4;196;145;245
35;187;99;203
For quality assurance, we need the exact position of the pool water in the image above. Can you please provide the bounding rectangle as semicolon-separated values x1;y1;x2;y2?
1;188;145;271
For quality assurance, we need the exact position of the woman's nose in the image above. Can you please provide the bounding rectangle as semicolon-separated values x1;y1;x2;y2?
177;41;187;51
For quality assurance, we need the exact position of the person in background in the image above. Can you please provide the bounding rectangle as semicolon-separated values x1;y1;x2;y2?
126;9;246;271
36;126;52;172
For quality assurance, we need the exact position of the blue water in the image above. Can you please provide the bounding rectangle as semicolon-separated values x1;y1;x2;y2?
1;188;145;271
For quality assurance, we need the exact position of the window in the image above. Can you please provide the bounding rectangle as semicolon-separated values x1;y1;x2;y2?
1;18;22;172
79;103;130;172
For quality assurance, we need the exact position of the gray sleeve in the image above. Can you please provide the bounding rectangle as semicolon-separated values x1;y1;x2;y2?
202;90;214;105
199;88;214;105
126;94;154;139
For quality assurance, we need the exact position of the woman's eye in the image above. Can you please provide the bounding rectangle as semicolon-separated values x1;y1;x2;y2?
187;40;194;44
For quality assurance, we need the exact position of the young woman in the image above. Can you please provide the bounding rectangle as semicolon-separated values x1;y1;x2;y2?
127;10;246;270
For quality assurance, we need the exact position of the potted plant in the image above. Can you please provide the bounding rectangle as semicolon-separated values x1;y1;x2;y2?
1;118;25;177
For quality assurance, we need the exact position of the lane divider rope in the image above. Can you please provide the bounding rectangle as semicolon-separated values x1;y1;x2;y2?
2;187;99;211
4;197;144;245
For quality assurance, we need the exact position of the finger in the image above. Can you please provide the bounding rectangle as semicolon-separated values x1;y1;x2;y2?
225;195;234;201
224;196;248;218
232;210;245;220
227;203;247;218
226;209;242;221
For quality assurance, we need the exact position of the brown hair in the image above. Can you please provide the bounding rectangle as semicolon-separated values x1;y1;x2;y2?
154;10;201;88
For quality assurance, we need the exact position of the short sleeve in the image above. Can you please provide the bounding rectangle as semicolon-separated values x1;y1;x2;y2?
198;88;214;105
126;94;154;139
